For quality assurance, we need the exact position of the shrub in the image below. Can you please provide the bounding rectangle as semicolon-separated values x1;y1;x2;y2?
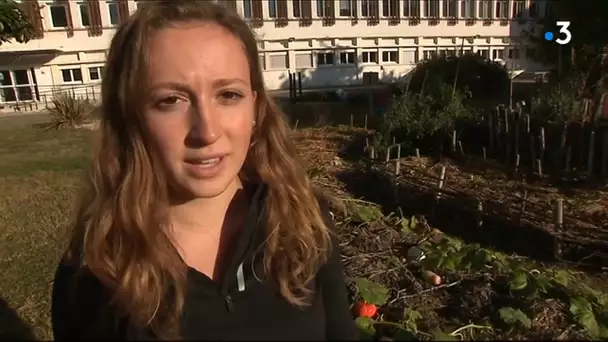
43;92;93;130
531;77;589;124
376;81;476;151
407;54;510;104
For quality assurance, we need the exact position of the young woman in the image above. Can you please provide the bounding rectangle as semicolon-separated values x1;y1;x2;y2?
50;1;358;340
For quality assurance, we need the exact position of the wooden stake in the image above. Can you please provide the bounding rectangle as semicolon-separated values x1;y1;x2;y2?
415;148;420;158
294;120;299;130
451;130;457;152
370;146;375;160
435;166;447;200
476;200;483;229
350;114;354;127
539;126;546;162
553;198;564;258
397;144;402;159
482;147;487;160
513;154;520;178
537;159;543;177
364;114;368;129
458;141;464;155
385;146;392;162
395;159;401;176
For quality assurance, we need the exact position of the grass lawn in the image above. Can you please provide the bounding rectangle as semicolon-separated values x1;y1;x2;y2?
0;124;94;340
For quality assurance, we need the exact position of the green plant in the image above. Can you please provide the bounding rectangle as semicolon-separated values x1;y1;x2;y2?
43;92;93;130
376;81;474;151
531;77;588;124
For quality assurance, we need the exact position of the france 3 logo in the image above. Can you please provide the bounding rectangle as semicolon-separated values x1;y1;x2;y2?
543;21;572;45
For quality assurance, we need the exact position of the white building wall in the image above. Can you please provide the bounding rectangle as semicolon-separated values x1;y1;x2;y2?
0;0;550;107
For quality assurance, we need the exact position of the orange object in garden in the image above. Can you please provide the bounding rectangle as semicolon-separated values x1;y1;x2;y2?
355;301;378;318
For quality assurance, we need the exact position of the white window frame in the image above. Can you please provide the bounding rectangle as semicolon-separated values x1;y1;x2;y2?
361;50;378;64
88;66;104;81
78;2;90;27
461;0;476;19
478;0;492;19
424;0;440;18
61;67;84;84
423;49;437;60
404;0;420;17
0;69;37;103
107;1;119;26
268;0;278;18
242;0;253;19
381;50;398;63
338;0;354;17
48;2;69;28
338;51;356;65
442;0;458;18
477;48;490;59
316;51;335;66
382;0;397;17
495;0;509;19
292;0;303;18
512;0;525;18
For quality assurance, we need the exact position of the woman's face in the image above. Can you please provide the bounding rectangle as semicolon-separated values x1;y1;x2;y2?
142;22;256;199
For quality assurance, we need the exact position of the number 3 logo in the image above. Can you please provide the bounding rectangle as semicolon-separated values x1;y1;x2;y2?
555;21;572;45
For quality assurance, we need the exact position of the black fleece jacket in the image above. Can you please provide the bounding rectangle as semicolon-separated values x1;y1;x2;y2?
51;184;359;340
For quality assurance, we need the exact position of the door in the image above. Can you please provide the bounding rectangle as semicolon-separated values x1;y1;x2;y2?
0;69;36;103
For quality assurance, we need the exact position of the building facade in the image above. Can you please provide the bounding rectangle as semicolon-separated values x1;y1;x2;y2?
0;0;551;107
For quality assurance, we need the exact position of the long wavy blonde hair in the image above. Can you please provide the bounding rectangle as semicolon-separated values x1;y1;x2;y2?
66;1;331;339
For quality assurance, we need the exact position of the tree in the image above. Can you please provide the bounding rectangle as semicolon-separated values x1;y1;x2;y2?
0;0;35;45
406;54;510;105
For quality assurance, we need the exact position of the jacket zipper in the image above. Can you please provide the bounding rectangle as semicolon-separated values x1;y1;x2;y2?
225;294;234;312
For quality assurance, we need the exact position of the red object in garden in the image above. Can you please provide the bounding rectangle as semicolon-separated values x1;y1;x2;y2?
355;301;378;318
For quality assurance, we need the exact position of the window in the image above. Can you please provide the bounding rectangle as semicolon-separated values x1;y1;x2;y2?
403;0;420;17
361;0;374;17
269;53;288;69
495;0;508;19
461;0;475;18
49;4;69;28
339;52;355;64
293;0;303;17
478;0;492;19
295;53;313;68
243;0;252;18
402;50;418;64
442;0;457;18
79;3;90;26
382;51;398;63
339;0;353;17
512;0;525;18
382;0;397;17
61;68;83;83
317;52;334;66
268;0;278;18
258;54;266;70
361;51;378;63
478;49;490;59
492;49;504;60
423;50;436;60
317;0;329;17
107;1;119;25
89;66;103;81
424;0;439;18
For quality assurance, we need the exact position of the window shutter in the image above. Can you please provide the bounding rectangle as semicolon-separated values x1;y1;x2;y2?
57;0;74;37
322;0;335;27
18;0;44;39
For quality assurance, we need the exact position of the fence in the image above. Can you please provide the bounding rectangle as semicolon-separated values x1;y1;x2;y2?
1;84;101;113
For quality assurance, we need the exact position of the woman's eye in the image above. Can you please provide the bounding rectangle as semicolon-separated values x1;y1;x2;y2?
219;91;243;102
160;96;181;105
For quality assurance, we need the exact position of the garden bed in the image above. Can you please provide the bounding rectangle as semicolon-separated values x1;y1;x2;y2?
293;126;608;341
